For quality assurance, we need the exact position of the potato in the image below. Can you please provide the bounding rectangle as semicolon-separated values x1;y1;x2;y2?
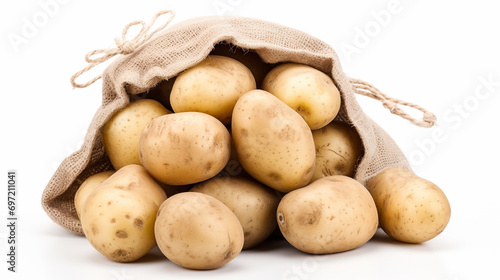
262;63;341;130
81;165;167;262
209;43;275;88
311;121;363;182
155;192;244;270
190;176;281;249
139;112;231;185
277;176;378;254
170;55;256;125
74;170;115;220
102;99;171;170
232;89;316;192
366;168;451;243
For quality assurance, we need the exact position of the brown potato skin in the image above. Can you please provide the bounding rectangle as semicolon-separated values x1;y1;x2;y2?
366;168;451;243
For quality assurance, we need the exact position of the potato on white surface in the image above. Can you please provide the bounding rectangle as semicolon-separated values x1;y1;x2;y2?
154;192;244;270
366;168;451;243
277;175;378;254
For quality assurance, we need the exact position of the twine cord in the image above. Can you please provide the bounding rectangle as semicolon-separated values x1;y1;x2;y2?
70;10;176;89
350;78;437;128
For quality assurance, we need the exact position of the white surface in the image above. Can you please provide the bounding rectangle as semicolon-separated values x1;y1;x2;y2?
1;0;499;279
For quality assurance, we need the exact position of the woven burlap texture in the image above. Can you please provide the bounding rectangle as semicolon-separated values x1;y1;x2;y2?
42;15;416;235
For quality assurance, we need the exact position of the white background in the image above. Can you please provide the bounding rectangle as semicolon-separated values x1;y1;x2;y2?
1;0;499;279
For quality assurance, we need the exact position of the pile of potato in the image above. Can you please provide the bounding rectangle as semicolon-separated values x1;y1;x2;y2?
75;48;451;270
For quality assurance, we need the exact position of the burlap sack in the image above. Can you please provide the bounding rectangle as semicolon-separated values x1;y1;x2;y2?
42;11;436;235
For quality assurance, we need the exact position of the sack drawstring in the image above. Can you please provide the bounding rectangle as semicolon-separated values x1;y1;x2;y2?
350;78;437;128
70;10;176;89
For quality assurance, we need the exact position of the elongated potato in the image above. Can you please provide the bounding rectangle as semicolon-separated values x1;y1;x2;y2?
81;165;167;262
155;192;244;270
277;176;378;254
366;168;451;243
232;90;316;192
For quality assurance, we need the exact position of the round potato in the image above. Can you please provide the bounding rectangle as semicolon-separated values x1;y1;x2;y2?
262;63;341;130
190;176;281;249
170;55;256;125
74;170;115;220
277;175;378;254
102;99;171;170
232;89;316;193
366;168;451;243
81;165;167;262
311;121;363;182
139;112;231;185
155;192;244;270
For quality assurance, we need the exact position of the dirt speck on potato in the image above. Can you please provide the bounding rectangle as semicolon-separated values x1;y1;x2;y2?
91;224;99;235
297;202;322;226
268;172;282;182
115;230;128;239
134;218;144;230
111;249;131;261
240;129;248;137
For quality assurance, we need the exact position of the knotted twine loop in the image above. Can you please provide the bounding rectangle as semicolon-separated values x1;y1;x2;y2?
70;10;176;89
350;78;437;128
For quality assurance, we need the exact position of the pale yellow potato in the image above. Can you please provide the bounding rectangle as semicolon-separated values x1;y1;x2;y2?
190;176;281;249
209;43;275;88
366;168;451;243
262;63;341;130
311;121;363;182
170;55;256;125
155;192;244;270
74;170;115;220
232;90;316;193
139;112;231;185
102;99;171;170
277;175;378;254
81;165;167;262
